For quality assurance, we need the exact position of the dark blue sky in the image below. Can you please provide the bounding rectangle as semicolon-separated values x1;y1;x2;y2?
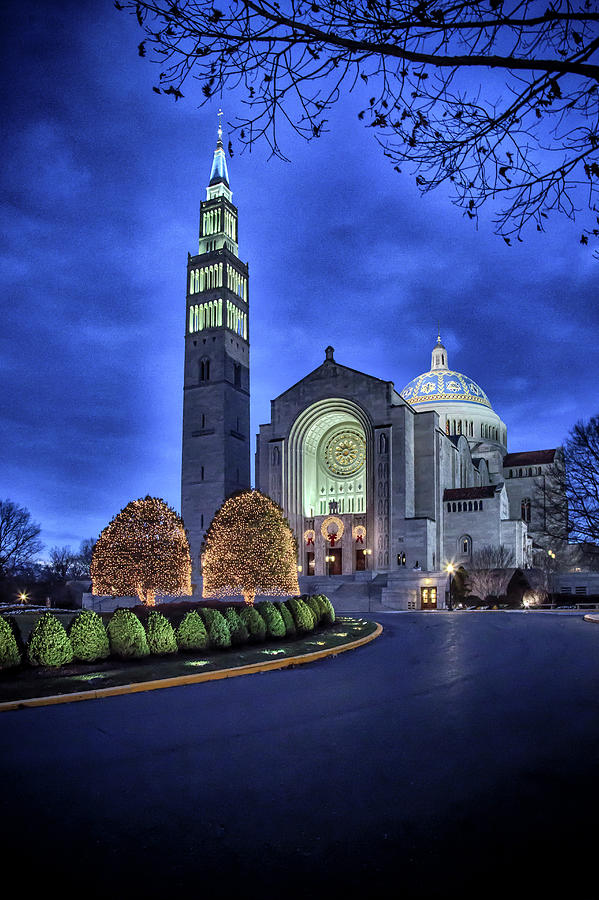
2;0;597;555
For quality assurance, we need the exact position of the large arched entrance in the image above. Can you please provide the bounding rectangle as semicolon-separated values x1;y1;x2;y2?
286;398;373;577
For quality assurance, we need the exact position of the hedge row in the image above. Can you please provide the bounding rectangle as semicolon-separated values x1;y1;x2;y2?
0;595;336;669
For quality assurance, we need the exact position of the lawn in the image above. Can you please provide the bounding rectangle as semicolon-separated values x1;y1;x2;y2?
0;615;378;705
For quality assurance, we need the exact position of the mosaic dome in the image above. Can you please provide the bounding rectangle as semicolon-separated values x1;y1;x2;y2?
400;369;493;409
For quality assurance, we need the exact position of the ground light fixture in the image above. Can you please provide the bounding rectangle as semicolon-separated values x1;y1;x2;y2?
445;563;456;610
17;592;29;604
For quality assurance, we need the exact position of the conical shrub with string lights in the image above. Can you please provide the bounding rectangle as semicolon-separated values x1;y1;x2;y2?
202;490;299;606
91;496;192;605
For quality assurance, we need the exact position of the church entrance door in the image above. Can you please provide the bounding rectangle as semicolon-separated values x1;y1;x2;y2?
421;587;437;609
356;548;366;571
306;552;315;576
328;549;342;576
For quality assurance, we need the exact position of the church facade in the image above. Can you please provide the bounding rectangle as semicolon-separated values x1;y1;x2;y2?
182;128;558;609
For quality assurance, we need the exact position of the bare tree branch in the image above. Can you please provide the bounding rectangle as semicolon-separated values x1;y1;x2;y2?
117;0;599;247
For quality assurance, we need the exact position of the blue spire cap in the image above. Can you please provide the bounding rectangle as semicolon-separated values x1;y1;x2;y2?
209;112;230;186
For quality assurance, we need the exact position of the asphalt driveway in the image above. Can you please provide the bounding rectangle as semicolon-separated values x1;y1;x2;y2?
1;612;597;899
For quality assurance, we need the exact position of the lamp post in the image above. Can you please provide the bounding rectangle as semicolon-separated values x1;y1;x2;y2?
445;564;455;611
547;549;556;606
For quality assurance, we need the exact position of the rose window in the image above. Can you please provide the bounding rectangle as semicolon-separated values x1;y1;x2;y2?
324;430;366;477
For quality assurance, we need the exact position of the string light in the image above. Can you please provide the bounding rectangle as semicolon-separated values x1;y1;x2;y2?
91;495;192;605
202;490;299;605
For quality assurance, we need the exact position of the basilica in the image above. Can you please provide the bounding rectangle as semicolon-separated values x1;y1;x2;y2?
181;125;558;610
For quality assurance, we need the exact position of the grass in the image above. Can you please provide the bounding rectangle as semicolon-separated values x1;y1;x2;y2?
0;616;377;704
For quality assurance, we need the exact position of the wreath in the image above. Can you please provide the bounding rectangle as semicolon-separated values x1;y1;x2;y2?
352;525;366;544
320;516;344;547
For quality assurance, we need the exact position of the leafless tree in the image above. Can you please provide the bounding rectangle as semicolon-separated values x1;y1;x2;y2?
47;546;75;582
118;0;599;247
0;499;43;577
540;414;599;557
465;543;515;601
68;538;97;579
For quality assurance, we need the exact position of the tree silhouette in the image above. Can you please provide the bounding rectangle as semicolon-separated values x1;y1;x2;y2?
465;543;515;603
119;0;599;247
541;415;599;556
0;499;42;577
91;496;192;604
202;490;299;605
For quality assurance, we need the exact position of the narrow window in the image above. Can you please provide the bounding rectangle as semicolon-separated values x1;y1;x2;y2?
447;503;451;513
201;466;204;480
234;363;241;388
468;501;473;511
458;502;462;512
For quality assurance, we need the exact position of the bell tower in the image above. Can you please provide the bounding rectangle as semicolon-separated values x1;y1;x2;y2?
181;115;251;589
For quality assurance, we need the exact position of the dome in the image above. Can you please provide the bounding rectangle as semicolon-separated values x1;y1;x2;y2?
400;369;492;410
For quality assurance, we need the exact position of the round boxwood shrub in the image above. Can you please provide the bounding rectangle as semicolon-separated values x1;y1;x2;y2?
286;597;314;635
239;605;267;642
256;601;286;639
0;615;21;669
106;609;149;659
275;601;296;638
315;593;335;626
175;610;208;651
305;595;323;627
201;608;231;650
223;607;249;646
69;610;110;662
27;613;74;667
146;610;177;655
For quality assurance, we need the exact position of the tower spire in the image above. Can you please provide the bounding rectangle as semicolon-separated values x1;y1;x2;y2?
209;109;230;190
431;330;448;370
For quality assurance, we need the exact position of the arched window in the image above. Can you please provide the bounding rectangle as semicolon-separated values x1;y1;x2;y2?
468;501;473;511
447;503;451;513
519;468;522;477
473;501;478;511
234;363;241;388
452;503;457;512
457;421;462;435
528;467;533;476
479;501;483;511
458;502;462;512
445;420;450;435
459;535;472;556
200;358;210;382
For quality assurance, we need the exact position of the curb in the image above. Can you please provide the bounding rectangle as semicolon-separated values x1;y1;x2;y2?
583;614;599;624
0;623;382;712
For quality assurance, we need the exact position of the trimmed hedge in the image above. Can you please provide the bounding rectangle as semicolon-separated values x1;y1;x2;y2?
275;601;296;638
256;601;286;639
314;594;335;626
0;615;21;669
146;610;178;655
239;605;267;642
223;607;249;646
107;609;149;659
69;610;110;662
201;608;231;650
28;613;74;667
286;597;314;635
175;610;208;651
305;595;323;627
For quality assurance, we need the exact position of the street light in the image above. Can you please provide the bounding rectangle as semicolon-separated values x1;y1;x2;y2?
444;563;455;611
17;591;29;605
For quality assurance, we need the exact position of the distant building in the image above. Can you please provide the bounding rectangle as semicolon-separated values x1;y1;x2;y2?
181;127;562;608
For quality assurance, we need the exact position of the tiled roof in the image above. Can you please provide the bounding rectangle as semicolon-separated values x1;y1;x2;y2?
503;449;556;467
443;485;498;500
